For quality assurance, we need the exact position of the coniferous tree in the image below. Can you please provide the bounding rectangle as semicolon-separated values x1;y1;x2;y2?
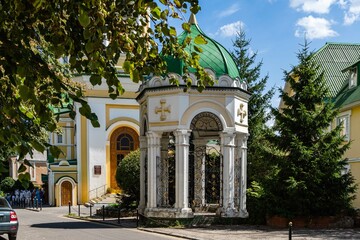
232;29;274;181
232;29;274;223
267;42;356;217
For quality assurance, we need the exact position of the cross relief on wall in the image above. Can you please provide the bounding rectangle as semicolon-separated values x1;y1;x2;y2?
237;103;247;123
155;99;171;121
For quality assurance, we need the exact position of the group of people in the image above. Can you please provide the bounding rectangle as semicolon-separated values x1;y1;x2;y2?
5;188;45;207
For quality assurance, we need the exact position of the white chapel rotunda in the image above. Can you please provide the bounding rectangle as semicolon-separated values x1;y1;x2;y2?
137;14;250;219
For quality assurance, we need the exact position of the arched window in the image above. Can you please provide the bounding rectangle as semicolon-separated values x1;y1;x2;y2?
116;134;134;150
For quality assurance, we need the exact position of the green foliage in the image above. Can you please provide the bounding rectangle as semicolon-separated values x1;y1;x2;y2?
0;177;15;193
267;41;357;217
231;28;275;221
232;29;275;181
12;179;34;191
0;0;209;161
116;149;140;202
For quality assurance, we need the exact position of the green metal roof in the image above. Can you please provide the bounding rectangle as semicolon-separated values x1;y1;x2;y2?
312;42;360;97
333;62;360;108
48;93;73;115
49;159;77;166
165;15;240;79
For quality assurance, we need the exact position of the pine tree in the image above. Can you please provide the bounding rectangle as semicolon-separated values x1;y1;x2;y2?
232;29;274;223
268;42;356;217
232;29;274;182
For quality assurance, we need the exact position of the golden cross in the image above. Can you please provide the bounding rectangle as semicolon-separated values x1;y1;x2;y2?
237;103;247;123
155;99;171;121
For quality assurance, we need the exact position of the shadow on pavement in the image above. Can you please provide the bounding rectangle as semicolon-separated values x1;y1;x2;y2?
30;221;117;229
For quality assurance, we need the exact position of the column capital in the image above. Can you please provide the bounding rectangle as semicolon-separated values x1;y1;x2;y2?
146;131;162;146
140;136;147;148
236;133;249;148
220;131;236;147
173;129;191;145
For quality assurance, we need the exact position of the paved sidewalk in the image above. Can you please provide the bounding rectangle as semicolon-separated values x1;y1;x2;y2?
23;206;360;239
139;225;360;240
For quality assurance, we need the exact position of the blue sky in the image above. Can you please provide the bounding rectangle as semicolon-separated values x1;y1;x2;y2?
174;0;360;107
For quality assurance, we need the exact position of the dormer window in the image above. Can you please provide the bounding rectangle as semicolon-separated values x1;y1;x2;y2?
349;67;357;88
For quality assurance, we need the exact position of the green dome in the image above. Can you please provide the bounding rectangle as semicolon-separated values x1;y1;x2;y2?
165;14;240;79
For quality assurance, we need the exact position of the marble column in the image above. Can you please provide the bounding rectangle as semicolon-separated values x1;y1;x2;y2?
173;129;193;218
237;133;249;218
219;130;237;217
146;131;161;209
138;136;147;213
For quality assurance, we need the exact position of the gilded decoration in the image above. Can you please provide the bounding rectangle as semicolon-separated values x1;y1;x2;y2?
237;103;247;123
155;99;171;121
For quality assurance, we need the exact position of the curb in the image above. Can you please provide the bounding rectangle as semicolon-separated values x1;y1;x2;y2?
137;228;198;240
66;215;196;239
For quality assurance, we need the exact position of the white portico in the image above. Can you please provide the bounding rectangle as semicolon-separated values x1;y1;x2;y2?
136;14;250;219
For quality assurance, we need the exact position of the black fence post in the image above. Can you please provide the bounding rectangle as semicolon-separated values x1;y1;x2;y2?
102;205;105;221
40;199;42;211
117;205;120;224
136;210;139;228
78;204;80;217
90;205;92;217
68;201;71;215
289;221;292;240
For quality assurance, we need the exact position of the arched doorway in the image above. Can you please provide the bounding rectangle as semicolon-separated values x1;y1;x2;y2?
110;127;139;189
61;181;72;206
189;112;223;211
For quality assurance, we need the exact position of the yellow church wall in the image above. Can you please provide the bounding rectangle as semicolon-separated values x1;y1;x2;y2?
341;105;360;208
346;105;360;158
53;172;77;184
349;162;360;208
80;115;89;202
106;143;110;189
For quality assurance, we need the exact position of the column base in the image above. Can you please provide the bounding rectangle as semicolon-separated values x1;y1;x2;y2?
217;207;248;218
137;204;146;215
239;208;249;218
144;207;194;218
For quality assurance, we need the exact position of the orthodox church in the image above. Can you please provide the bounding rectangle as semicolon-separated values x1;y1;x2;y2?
47;14;250;219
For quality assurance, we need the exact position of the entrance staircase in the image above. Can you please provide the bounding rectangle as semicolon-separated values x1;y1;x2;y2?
86;193;119;207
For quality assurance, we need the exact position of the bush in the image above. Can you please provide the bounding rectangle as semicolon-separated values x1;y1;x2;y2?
0;177;15;193
115;149;140;203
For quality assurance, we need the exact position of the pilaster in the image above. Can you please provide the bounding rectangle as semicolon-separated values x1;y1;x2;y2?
138;136;147;212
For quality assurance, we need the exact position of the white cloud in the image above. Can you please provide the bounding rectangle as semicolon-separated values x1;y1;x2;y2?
218;4;241;18
216;21;245;37
295;15;338;39
343;0;360;25
290;0;337;14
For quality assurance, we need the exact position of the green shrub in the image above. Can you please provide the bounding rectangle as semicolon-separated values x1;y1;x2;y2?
116;149;140;203
0;177;15;193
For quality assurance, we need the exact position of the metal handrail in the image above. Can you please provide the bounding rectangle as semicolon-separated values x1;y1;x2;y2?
88;184;107;200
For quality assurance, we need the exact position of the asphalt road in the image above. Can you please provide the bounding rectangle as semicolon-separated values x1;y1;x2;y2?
2;207;180;240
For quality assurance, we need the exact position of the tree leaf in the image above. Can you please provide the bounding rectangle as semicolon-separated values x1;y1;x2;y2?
79;12;91;28
182;22;191;33
194;35;207;45
194;45;203;53
18;163;27;173
151;7;161;19
90;74;102;85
